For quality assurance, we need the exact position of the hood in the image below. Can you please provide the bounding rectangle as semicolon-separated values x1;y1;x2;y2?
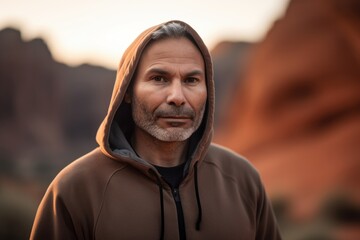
96;20;214;171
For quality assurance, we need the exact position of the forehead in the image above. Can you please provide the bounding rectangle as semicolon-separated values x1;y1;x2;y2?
138;37;205;70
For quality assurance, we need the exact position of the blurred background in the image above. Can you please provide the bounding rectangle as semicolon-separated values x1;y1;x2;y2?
1;0;359;239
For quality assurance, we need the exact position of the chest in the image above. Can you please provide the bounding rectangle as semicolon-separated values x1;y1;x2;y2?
93;171;256;240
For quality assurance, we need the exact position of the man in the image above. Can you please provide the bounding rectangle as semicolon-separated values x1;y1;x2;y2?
30;20;281;240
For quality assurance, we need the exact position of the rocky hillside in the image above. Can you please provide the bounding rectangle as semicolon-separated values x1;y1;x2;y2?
0;27;116;182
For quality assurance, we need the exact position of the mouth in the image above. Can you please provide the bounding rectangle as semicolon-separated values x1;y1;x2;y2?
158;116;192;127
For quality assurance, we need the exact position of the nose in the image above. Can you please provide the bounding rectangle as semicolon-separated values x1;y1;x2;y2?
167;80;186;106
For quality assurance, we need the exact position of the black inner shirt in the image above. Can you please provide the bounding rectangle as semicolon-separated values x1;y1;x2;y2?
154;161;186;188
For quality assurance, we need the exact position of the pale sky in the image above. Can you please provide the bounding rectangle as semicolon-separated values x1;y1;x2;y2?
1;0;290;69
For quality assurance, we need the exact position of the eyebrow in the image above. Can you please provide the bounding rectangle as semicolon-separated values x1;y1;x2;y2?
146;67;205;77
146;67;169;75
186;69;205;77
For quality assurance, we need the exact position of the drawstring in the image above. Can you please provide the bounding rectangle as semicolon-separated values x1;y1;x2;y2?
158;183;165;240
194;162;202;230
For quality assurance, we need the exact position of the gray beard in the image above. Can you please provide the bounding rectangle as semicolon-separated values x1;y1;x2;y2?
132;101;206;142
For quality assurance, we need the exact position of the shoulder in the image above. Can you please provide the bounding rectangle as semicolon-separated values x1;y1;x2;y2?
33;148;128;235
203;143;267;204
50;148;126;196
39;148;129;218
203;143;262;185
205;143;259;174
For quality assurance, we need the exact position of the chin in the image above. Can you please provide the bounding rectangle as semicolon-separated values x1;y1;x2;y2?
151;129;194;142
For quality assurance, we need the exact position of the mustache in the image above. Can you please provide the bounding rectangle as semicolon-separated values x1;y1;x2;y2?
154;106;195;118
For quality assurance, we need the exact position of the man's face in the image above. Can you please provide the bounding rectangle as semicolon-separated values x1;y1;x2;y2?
130;37;207;142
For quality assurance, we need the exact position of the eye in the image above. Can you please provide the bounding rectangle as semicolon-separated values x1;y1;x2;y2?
152;76;167;82
184;77;199;85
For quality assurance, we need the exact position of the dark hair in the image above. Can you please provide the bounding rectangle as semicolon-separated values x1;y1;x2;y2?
152;22;188;39
151;22;197;47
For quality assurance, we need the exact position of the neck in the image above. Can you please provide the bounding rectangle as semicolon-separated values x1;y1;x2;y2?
132;127;189;167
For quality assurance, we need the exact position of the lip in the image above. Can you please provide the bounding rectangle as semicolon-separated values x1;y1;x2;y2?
159;115;191;119
158;116;192;127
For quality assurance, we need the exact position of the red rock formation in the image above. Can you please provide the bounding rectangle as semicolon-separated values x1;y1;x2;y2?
216;0;360;221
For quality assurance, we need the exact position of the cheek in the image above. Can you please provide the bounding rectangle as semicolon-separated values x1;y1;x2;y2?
133;88;164;111
189;88;207;111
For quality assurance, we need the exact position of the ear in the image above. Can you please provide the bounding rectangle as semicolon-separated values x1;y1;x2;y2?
124;92;131;104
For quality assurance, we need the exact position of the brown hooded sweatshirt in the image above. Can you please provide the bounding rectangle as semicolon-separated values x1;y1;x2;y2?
30;20;281;240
